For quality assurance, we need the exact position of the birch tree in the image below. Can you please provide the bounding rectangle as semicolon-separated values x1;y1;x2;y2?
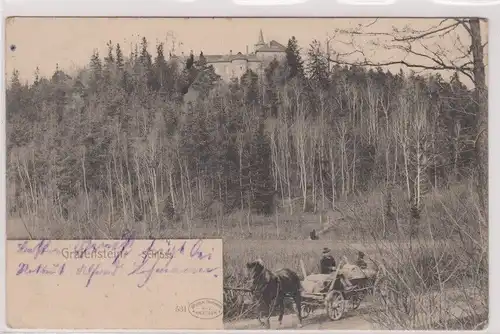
330;18;488;216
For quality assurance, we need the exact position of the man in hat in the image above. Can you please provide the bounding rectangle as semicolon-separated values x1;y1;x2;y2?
320;247;336;274
356;251;368;269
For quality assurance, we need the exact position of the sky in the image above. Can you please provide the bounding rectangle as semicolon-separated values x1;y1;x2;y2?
5;17;488;85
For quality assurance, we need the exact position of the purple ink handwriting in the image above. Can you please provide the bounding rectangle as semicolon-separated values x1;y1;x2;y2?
14;239;220;288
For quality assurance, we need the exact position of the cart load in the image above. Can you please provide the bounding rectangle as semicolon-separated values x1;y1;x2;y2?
301;264;376;294
302;274;332;294
338;263;377;281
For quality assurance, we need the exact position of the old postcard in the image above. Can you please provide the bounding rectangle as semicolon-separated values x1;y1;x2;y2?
5;17;487;330
7;239;223;329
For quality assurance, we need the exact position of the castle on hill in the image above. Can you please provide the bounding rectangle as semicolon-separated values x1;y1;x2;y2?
176;30;287;81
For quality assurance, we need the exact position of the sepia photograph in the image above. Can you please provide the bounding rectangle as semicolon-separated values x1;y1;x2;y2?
5;17;488;330
223;238;487;330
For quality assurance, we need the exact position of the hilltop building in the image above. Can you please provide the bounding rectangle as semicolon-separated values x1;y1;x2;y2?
174;30;287;81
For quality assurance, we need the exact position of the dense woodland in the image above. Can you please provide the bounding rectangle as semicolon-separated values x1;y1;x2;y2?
6;34;483;239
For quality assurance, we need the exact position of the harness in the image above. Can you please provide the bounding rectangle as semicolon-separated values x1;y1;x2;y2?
251;272;282;324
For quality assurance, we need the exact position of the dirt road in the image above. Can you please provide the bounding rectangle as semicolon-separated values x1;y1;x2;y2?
224;304;373;330
224;288;485;330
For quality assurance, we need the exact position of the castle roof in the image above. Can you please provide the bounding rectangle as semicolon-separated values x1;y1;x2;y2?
170;30;286;64
255;40;286;52
175;52;262;64
206;52;262;63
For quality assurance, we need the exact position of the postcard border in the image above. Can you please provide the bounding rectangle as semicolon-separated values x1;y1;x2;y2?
1;1;498;333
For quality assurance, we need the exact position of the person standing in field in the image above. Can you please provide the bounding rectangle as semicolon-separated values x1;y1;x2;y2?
309;229;319;240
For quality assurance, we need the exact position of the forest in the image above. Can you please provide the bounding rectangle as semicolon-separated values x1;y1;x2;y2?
6;33;483;240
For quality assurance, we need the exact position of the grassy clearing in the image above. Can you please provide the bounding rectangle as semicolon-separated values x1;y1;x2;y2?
7;211;330;240
7;183;476;241
4;208;360;240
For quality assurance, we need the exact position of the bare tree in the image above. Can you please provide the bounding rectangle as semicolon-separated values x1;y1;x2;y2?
330;18;488;216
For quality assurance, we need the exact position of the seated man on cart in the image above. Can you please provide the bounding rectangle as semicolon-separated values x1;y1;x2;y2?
320;247;336;274
356;251;368;269
319;248;354;292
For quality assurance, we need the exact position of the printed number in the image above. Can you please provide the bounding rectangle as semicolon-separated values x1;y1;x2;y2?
175;305;187;312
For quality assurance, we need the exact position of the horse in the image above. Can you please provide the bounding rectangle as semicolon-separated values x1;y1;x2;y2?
245;259;303;329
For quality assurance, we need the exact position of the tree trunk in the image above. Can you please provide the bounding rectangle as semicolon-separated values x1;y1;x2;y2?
470;19;488;217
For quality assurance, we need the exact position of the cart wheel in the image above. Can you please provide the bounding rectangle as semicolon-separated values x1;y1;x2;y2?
292;303;312;319
325;291;345;321
301;304;312;318
350;282;367;310
350;291;365;310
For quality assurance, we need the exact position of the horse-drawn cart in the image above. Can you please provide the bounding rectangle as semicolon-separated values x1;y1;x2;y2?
294;259;380;321
224;257;385;329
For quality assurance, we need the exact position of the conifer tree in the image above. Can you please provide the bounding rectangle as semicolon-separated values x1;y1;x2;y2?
89;50;102;91
115;43;124;70
306;39;329;89
10;69;21;90
6;69;23;121
139;37;152;69
190;51;220;97
240;69;259;106
104;41;115;83
264;59;283;117
104;40;115;64
33;67;40;86
186;51;195;70
153;42;168;91
197;51;207;67
285;36;304;80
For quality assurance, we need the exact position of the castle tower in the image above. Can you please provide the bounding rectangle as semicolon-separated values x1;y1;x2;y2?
254;29;266;51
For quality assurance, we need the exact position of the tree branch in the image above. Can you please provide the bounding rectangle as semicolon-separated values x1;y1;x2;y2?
330;19;478;84
392;22;461;42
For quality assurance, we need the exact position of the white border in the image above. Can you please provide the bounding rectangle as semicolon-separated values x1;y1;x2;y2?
0;0;497;333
